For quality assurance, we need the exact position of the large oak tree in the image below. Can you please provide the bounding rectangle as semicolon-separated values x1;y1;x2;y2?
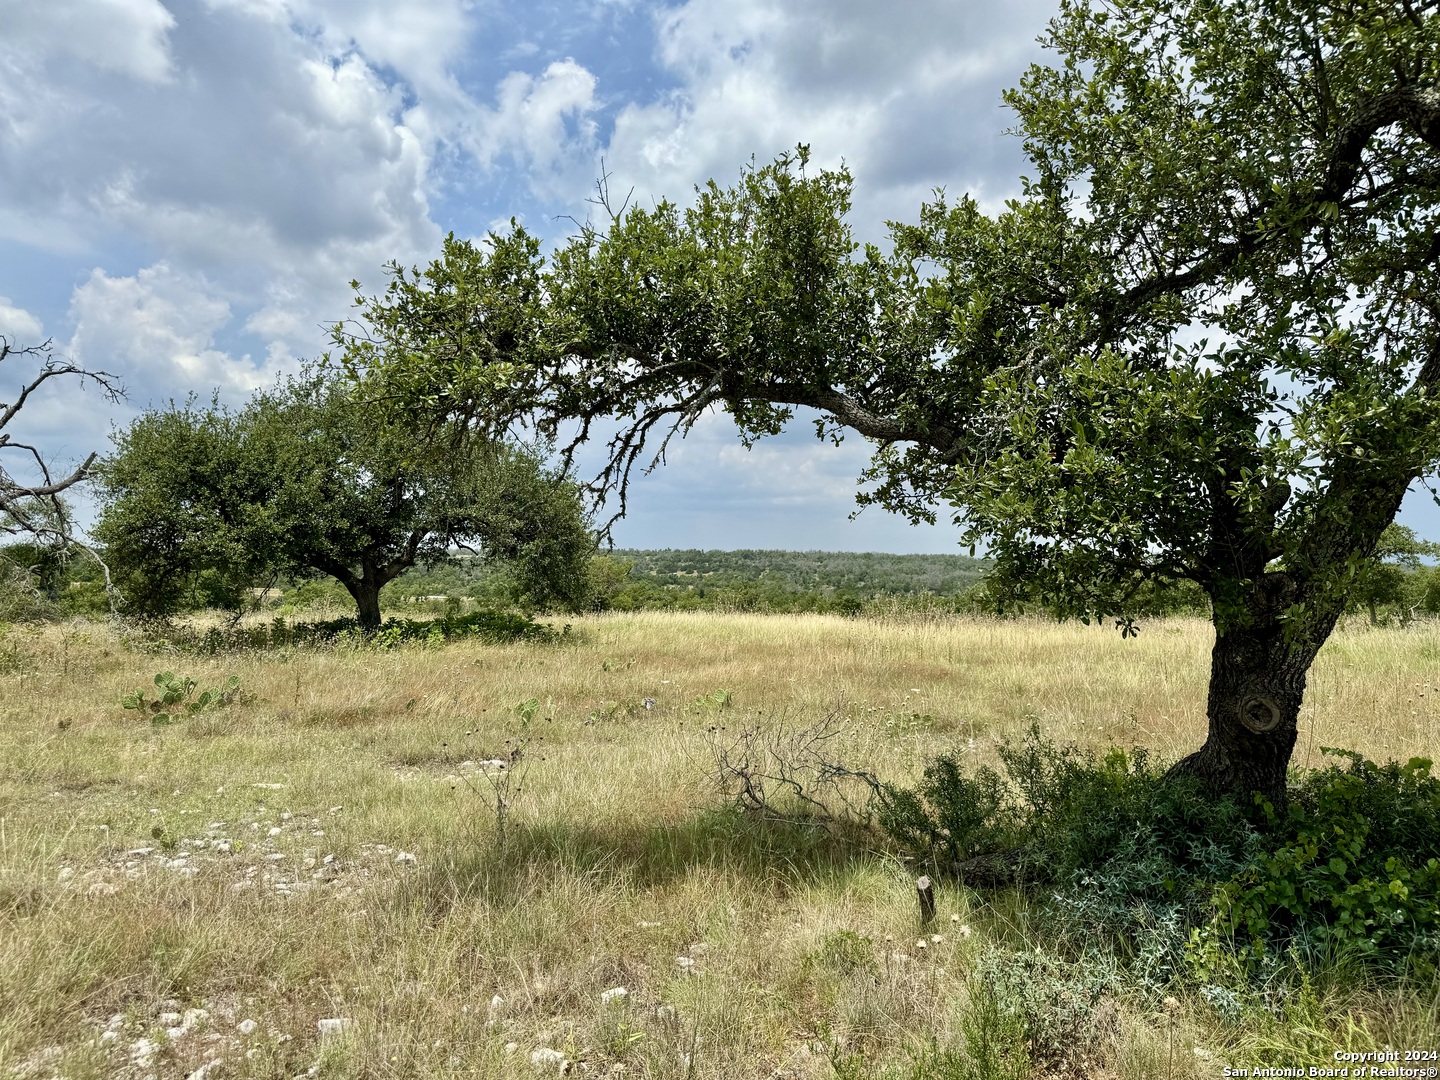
350;0;1440;805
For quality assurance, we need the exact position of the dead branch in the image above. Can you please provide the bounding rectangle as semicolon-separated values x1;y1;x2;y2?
704;705;887;828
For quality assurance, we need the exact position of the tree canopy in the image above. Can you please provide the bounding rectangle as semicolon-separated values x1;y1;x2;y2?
94;373;595;627
345;0;1440;803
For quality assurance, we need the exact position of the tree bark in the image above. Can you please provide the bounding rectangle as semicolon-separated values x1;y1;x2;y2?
1168;617;1326;809
347;577;384;630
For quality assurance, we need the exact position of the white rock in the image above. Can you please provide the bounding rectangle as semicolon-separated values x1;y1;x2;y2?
488;995;504;1013
267;827;282;837
183;1008;209;1027
674;956;695;971
600;987;628;1005
316;1017;352;1036
265;853;285;861
186;1061;222;1080
105;1013;126;1031
504;1042;519;1054
395;852;416;865
159;1012;182;1025
130;1037;160;1066
529;1046;566;1070
237;1019;257;1035
99;1029;118;1043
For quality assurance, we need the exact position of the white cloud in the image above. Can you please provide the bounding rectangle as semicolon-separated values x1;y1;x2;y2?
0;298;44;343
67;264;277;403
0;0;612;379
472;59;599;182
264;0;473;95
0;0;177;83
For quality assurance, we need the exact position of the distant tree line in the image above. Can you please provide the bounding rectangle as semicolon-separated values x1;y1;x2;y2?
611;549;988;594
314;537;1440;622
5;526;1438;626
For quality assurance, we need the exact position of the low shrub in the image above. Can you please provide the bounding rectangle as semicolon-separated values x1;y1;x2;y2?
879;726;1440;981
157;609;562;653
1195;749;1440;977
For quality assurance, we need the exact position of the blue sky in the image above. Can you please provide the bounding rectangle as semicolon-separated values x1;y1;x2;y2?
2;0;1438;553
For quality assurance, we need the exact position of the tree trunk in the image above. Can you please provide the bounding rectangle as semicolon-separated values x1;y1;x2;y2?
348;578;384;631
1167;618;1325;809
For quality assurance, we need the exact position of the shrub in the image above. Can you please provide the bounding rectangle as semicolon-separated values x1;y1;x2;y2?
160;609;562;653
880;727;1438;980
880;725;1258;886
1195;750;1440;976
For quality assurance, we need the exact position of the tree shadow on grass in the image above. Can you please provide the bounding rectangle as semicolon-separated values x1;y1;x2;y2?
404;805;894;915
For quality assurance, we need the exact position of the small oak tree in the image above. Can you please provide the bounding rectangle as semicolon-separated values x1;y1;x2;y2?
1349;523;1440;623
94;373;594;627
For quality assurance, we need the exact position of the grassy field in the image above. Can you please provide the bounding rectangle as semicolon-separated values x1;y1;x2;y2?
1;612;1436;1079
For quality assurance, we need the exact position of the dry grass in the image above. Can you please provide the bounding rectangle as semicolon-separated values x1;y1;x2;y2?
0;612;1436;1079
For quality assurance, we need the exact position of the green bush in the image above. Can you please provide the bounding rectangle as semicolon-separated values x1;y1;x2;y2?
879;755;1023;871
1196;750;1440;976
880;727;1438;981
881;725;1257;886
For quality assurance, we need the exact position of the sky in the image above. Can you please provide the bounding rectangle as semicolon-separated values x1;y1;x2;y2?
2;0;1438;554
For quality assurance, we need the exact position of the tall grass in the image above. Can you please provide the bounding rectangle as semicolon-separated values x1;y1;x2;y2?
0;613;1435;1078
